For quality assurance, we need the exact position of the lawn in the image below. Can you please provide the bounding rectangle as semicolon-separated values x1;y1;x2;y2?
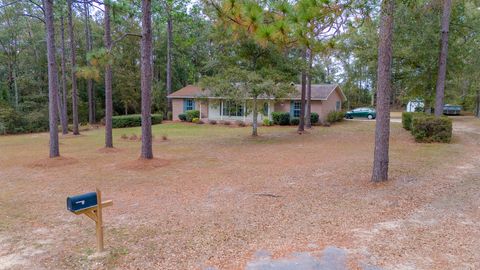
0;118;479;269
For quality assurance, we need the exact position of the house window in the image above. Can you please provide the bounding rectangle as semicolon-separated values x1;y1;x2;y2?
184;99;194;112
263;102;269;116
222;101;244;117
336;101;341;111
293;101;301;117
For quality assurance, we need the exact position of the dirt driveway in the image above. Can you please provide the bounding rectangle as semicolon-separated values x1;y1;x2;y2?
0;117;479;269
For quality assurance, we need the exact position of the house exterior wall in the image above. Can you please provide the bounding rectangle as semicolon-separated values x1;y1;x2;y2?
172;98;184;120
274;101;291;113
318;90;343;122
197;100;208;119
172;98;209;120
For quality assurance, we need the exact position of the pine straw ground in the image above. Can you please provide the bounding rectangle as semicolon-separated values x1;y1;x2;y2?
0;118;479;270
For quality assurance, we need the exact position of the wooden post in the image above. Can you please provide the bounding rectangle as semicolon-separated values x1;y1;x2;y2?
95;188;104;253
72;189;112;254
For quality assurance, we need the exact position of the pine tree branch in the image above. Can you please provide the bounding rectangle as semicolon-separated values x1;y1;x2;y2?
111;33;142;48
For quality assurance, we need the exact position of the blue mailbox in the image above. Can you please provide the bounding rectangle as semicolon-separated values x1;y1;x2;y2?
67;192;98;212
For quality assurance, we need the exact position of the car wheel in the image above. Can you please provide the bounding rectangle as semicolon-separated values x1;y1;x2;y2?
367;114;373;120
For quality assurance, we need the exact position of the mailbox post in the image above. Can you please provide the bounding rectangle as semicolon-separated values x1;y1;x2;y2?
67;188;113;253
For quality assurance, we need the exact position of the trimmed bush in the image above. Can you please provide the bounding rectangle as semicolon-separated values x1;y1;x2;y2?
310;112;319;124
178;114;187;121
192;117;200;123
272;112;290;125
209;120;217;125
290;117;300;125
262;118;273;126
326;111;345;123
111;114;162;128
411;115;452;143
185;110;200;122
402;112;424;130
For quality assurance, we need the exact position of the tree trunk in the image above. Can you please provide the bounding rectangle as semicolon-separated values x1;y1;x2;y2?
371;0;394;182
252;98;258;136
104;2;113;148
297;49;307;133
434;0;452;117
59;15;69;135
166;11;173;117
475;89;480;118
140;0;154;159
44;0;60;157
84;2;95;124
68;0;80;135
13;67;18;109
305;48;313;128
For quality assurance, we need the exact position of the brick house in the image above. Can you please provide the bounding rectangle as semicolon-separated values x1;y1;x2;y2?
167;84;346;123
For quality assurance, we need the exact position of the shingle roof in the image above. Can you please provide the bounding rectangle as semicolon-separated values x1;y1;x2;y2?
167;85;205;98
167;84;346;101
290;84;345;101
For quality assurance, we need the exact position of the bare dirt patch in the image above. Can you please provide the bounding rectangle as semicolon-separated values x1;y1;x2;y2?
27;156;78;168
118;157;171;171
97;147;122;154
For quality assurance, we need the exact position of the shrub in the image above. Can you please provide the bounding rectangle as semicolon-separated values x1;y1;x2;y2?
167;111;172;120
178;114;187;121
0;103;49;134
223;121;231;125
290;117;300;125
209;120;217;125
185;110;200;122
411;115;452;143
272;112;290;125
111;114;162;128
152;115;163;125
262;118;273;126
192;117;200;123
310;112;319;124
326;111;345;123
236;120;246;127
414;106;424;112
402;112;424;131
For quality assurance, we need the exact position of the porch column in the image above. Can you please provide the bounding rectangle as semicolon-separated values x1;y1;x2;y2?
199;101;202;119
243;101;246;122
220;100;223;120
268;101;273;120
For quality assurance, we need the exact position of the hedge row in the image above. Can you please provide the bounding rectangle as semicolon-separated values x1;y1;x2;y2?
272;112;291;125
112;114;162;128
178;110;200;122
402;112;452;143
271;112;320;126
